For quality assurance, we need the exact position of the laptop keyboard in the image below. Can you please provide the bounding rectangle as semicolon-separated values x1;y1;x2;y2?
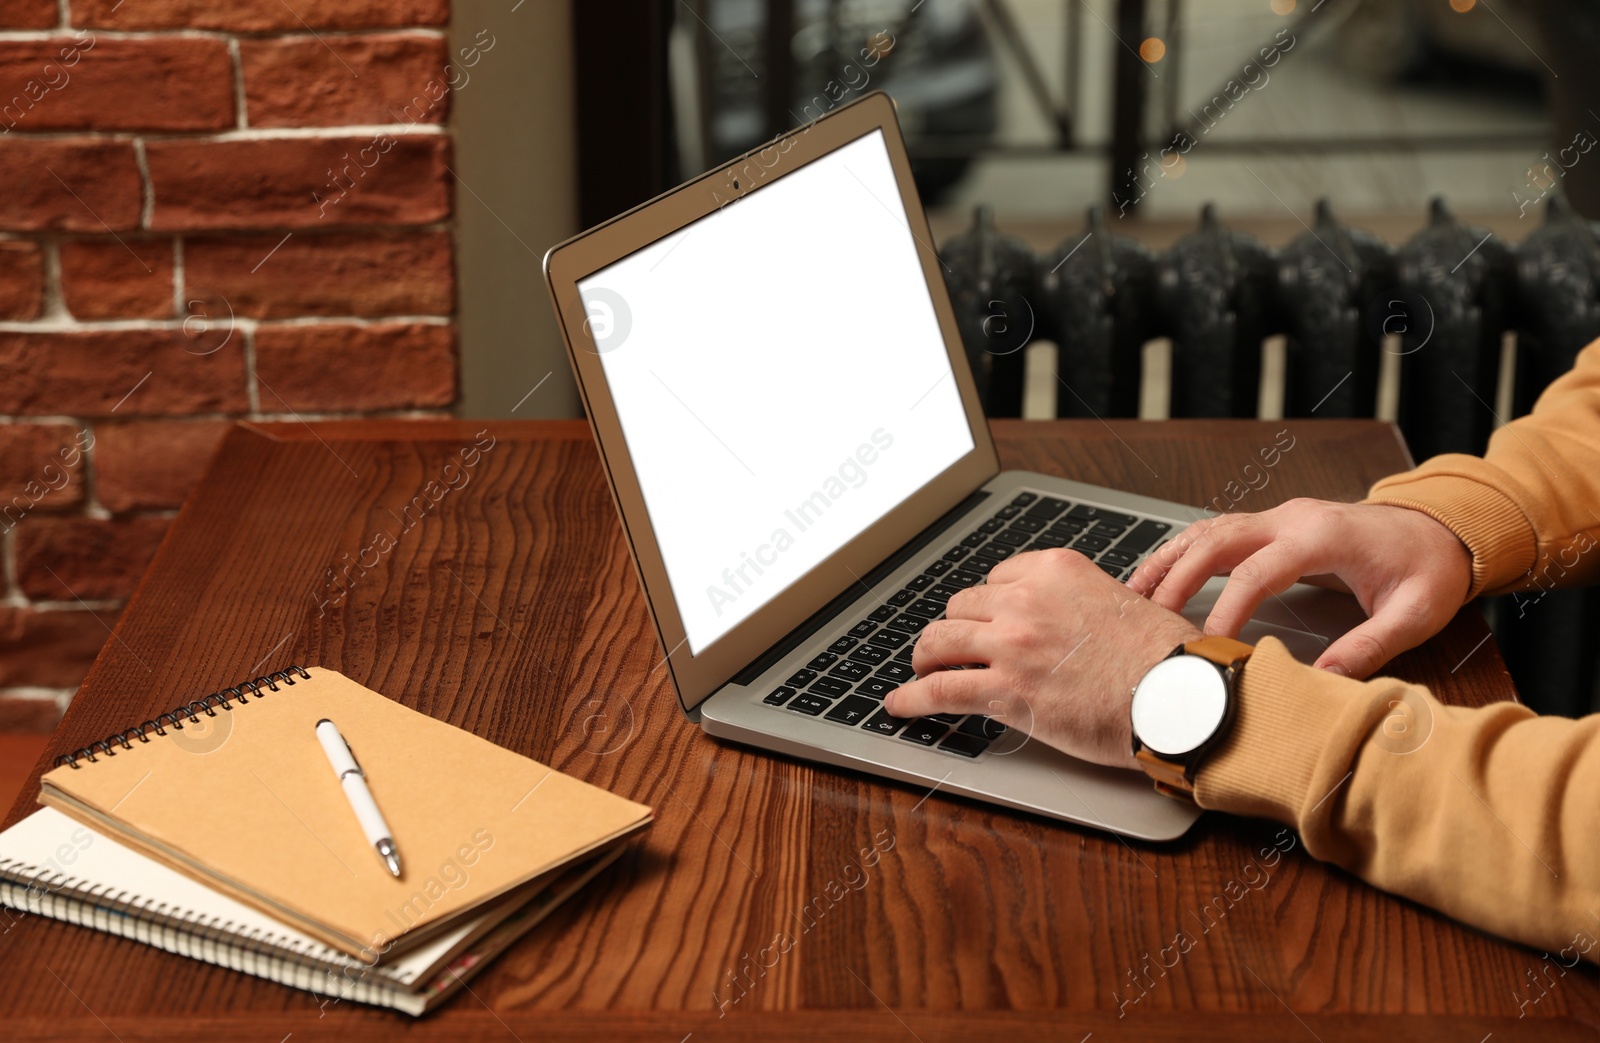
762;492;1171;759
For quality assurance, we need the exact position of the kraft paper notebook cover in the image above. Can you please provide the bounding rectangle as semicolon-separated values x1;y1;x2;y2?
36;666;652;961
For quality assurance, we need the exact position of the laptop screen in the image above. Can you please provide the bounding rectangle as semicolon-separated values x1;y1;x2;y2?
577;129;975;656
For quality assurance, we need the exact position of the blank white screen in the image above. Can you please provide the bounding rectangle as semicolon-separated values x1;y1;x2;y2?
579;129;974;655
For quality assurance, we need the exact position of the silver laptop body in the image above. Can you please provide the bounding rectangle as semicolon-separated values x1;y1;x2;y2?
544;93;1363;842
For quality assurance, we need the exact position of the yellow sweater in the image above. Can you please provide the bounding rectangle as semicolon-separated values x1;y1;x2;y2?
1193;337;1600;961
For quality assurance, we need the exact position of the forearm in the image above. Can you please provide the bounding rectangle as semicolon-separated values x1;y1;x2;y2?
1194;637;1600;961
1366;337;1600;598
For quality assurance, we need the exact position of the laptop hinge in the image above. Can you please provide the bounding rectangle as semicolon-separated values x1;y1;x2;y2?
729;490;991;688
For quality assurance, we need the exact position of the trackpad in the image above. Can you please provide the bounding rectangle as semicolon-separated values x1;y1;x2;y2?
1178;577;1368;662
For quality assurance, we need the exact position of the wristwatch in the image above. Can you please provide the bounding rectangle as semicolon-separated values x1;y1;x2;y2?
1129;635;1254;799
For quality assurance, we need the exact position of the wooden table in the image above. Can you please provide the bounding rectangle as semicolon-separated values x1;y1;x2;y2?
4;418;1595;1042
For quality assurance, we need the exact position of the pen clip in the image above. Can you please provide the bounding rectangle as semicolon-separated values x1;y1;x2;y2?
340;736;364;778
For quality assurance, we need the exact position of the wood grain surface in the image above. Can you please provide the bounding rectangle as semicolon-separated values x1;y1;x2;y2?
3;417;1594;1042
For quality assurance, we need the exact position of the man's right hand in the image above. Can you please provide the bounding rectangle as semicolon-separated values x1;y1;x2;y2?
1126;498;1474;679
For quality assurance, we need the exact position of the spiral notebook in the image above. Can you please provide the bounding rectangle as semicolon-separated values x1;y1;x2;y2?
0;807;624;1015
35;666;653;961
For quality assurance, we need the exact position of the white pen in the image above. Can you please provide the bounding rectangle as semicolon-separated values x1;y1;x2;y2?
315;718;402;878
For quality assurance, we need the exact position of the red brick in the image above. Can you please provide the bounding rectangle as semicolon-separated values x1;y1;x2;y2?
185;231;453;318
0;239;42;320
0;36;232;134
147;135;451;231
0;138;141;233
0;329;249;416
243;33;449;129
59;239;174;319
0;0;57;29
254;322;455;411
0;693;61;733
16;514;170;600
0;606;114;689
94;418;230;511
72;0;447;30
0;422;89;516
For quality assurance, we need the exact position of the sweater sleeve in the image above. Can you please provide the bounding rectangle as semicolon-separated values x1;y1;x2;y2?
1195;636;1600;961
1364;336;1600;599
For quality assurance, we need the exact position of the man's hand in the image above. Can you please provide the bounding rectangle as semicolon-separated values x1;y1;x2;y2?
884;549;1201;769
1126;498;1473;679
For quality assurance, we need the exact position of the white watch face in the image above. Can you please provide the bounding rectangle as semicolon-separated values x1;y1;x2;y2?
1131;655;1229;758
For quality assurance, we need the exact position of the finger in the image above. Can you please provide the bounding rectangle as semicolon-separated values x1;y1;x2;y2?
1203;541;1322;637
911;619;994;676
1147;517;1272;614
1313;595;1433;679
885;667;991;720
943;584;999;622
1126;518;1216;595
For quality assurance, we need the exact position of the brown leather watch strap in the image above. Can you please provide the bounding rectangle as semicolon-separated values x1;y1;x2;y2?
1182;634;1255;670
1132;636;1255;799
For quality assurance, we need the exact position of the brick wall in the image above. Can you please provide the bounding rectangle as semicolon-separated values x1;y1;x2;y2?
0;0;460;735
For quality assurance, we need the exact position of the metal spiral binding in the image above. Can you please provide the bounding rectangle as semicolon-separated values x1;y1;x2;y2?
54;665;312;769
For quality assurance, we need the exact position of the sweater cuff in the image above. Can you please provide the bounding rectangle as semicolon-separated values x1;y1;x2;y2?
1193;637;1357;823
1363;469;1536;599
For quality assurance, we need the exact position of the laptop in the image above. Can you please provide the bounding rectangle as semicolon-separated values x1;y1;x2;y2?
543;91;1365;841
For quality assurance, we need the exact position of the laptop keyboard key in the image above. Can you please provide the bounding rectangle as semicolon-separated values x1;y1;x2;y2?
1116;519;1173;555
906;574;934;591
894;644;916;663
928;713;963;724
1073;533;1112;553
878;661;915;683
964;557;998;576
957;715;1007;740
788;693;831;716
808;652;838;670
829;636;858;654
992;529;1031;547
996;505;1021;520
888;589;915;606
763;686;797;706
972;544;1015;561
1068;505;1136;528
849;644;890;665
905;599;945;618
943;546;970;562
887;614;929;634
1098;562;1125;578
829;659;871;681
925;559;952;576
786;668;817;687
944;570;983;588
1010;492;1037;506
868;628;908;649
1009;516;1046;533
868;605;895;622
927;584;963;602
863;709;908;735
849;620;876;638
900;718;949;745
961;532;987;547
1099;548;1138;567
939;732;989;758
1029;534;1069;549
1025;497;1069;519
857;677;898;698
812;676;852;697
978;519;1004;534
825;695;878;726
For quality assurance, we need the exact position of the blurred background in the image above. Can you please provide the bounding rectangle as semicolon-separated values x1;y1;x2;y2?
2;0;1596;803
